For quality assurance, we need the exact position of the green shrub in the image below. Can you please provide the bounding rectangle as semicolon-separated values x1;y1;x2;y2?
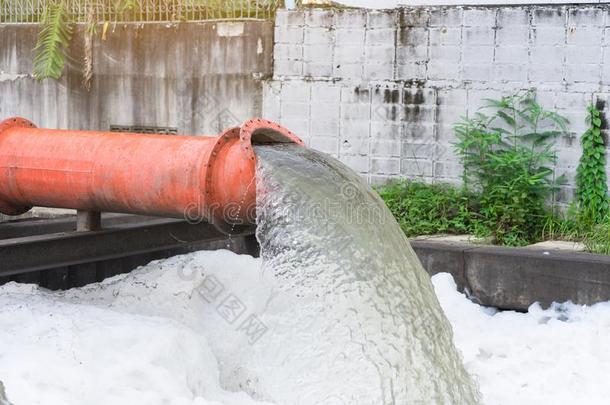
377;180;478;237
454;91;568;246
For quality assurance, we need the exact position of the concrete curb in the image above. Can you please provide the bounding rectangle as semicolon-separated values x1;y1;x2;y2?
411;240;610;311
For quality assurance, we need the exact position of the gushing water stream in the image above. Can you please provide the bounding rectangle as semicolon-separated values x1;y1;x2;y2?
250;144;480;404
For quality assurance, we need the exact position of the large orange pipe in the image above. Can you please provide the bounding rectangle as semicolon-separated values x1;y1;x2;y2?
0;117;304;231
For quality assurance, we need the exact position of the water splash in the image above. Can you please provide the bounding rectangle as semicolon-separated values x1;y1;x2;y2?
252;144;480;404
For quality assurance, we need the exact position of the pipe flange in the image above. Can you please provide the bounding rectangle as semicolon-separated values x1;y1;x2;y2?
0;117;36;216
203;127;242;233
239;119;305;161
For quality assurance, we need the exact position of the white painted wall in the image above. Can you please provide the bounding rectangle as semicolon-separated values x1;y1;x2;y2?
322;0;610;8
264;5;610;204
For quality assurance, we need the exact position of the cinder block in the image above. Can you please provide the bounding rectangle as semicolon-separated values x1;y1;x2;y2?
281;82;311;102
494;63;528;82
530;46;565;65
281;101;309;118
370;121;401;141
433;161;462;179
568;7;605;27
566;45;601;64
462;26;495;46
367;10;397;29
402;142;434;159
462;46;494;63
340;137;369;155
496;25;530;46
365;29;396;46
274;59;303;77
303;62;333;78
398;8;430;27
396;27;428;47
401;159;433;177
554;91;589;109
396;62;427;80
397;45;428;64
370;174;395;185
304;44;333;63
373;102;402;123
275;25;304;44
371;86;401;104
466;89;505;110
528;63;564;83
437;88;467;107
429;45;460;61
429;26;462;46
429;8;463;27
434;143;455;162
275;43;303;60
304;27;333;45
341;103;371;120
497;7;529;26
364;63;394;81
462;64;493;81
334;45;365;63
340;155;370;173
311;101;339;122
532;26;566;45
371;138;401;157
402;122;436;142
495;46;529;63
262;82;281;121
403;105;436;123
427;61;460;80
310;136;338;155
311;116;339;135
371;157;400;175
532;7;566;27
335;28;366;45
463;8;496;27
365;46;395;63
567;26;603;45
334;9;367;29
312;84;340;103
280;117;309;138
333;64;363;81
603;51;610;84
341;86;371;104
305;9;334;28
403;87;436;106
565;64;601;84
275;10;305;28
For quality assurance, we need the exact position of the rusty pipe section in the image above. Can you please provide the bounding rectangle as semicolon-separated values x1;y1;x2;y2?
0;117;304;231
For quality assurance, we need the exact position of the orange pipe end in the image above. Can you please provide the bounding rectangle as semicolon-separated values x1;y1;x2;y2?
0;117;304;232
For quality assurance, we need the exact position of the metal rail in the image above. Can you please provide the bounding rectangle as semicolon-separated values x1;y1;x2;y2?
0;215;258;289
0;0;284;23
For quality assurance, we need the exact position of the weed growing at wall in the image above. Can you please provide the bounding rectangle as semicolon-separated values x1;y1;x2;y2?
377;180;478;237
576;104;608;224
453;91;568;246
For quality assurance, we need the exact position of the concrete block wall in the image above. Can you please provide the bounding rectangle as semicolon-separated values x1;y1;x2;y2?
264;5;610;203
0;21;273;134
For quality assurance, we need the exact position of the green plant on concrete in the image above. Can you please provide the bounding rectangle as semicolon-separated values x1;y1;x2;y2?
32;1;73;80
576;104;609;224
454;91;568;246
377;180;478;237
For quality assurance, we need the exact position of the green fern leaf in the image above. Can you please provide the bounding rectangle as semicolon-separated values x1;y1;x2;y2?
32;2;73;81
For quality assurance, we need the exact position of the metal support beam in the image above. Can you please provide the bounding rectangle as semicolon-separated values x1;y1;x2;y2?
77;210;101;231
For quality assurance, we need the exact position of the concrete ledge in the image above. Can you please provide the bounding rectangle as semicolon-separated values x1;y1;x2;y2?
411;240;610;311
